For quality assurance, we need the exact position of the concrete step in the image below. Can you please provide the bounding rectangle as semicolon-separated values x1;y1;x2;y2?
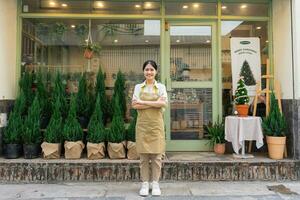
0;152;299;183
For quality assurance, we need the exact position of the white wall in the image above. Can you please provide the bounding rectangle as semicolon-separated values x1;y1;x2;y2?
272;0;293;99
0;0;17;100
292;0;300;99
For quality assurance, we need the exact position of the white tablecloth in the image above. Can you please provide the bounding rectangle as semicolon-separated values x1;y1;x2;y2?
225;116;264;154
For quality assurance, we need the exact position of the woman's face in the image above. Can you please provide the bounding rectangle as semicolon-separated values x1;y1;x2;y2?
144;64;157;81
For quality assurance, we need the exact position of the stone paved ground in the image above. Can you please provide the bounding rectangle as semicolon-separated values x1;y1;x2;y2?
0;181;299;200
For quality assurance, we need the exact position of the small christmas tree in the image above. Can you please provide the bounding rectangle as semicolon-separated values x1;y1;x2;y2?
3;91;26;144
76;73;89;118
239;60;256;86
234;78;250;105
44;98;62;143
36;71;52;120
53;72;68;118
87;94;106;143
63;95;83;141
126;109;137;142
262;92;286;137
112;70;126;118
19;70;34;113
108;94;125;143
95;68;109;124
23;96;42;145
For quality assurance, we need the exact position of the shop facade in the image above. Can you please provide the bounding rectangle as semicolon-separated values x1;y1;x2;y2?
0;0;299;158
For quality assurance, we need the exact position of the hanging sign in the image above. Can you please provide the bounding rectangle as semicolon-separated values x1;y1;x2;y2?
230;37;261;96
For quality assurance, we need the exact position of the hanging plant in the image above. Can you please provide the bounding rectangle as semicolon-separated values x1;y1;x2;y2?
83;20;101;59
83;43;101;59
52;22;67;42
74;24;88;41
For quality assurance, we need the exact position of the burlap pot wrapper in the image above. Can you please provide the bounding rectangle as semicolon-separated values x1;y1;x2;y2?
64;141;85;159
87;142;105;159
107;141;126;159
41;142;61;159
126;141;139;160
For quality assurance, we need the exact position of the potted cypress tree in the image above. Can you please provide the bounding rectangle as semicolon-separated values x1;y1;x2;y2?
3;91;26;159
23;96;42;159
126;109;139;160
19;70;34;114
205;120;226;155
63;95;84;159
111;70;127;120
36;71;51;129
107;95;126;159
95;68;109;124
41;98;62;159
53;72;68;119
262;92;287;159
234;77;250;116
76;73;90;128
87;94;106;159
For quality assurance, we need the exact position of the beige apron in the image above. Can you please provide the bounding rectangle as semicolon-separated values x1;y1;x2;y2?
136;86;165;154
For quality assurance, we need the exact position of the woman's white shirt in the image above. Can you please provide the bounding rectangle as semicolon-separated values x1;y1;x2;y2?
132;80;168;102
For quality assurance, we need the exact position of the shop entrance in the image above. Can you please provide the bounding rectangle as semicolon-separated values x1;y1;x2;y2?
163;21;220;151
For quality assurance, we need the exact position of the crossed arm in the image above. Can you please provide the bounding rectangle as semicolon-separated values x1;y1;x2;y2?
132;97;167;110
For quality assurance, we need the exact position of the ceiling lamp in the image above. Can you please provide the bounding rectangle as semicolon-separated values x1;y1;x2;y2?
61;3;67;7
241;4;247;9
182;5;188;9
221;6;227;9
193;4;199;8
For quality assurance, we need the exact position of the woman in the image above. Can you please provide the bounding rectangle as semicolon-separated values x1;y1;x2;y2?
132;60;167;197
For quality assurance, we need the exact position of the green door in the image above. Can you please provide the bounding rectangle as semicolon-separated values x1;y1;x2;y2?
163;21;220;151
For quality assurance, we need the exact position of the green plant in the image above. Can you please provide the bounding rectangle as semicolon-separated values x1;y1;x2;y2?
53;72;68;118
19;70;34;113
108;95;125;143
44;98;62;143
74;24;88;40
95;68;108;124
63;95;83;141
52;22;67;42
83;43;102;55
262;92;286;137
126;109;137;142
239;60;256;86
76;73;89;118
36;71;51;117
3;91;26;144
234;78;249;105
205;120;225;145
112;70;126;118
87;94;106;143
23;96;42;145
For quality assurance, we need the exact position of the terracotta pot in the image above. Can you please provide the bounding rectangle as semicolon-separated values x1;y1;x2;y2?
214;143;225;155
236;104;249;117
84;49;93;59
266;136;286;159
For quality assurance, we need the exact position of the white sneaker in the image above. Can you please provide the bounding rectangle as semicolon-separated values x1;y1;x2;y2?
151;181;161;196
139;182;149;196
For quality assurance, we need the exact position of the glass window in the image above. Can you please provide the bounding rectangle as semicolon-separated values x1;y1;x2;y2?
221;3;269;17
170;88;212;140
22;0;160;15
165;1;217;15
221;21;268;116
21;18;161;119
170;25;212;82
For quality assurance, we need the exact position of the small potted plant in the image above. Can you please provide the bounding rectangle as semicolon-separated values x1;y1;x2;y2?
126;109;139;160
63;95;84;159
205;120;226;155
83;43;101;59
23;96;42;159
107;95;126;159
234;77;250;117
262;92;287;159
2;91;26;159
86;94;106;159
41;98;62;159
